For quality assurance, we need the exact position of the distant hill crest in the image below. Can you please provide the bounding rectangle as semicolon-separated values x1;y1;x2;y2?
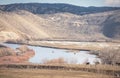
0;3;120;15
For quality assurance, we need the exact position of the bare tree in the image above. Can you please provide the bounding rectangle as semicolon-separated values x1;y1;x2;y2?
98;48;120;65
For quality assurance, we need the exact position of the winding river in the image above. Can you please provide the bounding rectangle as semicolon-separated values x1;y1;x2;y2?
3;43;100;64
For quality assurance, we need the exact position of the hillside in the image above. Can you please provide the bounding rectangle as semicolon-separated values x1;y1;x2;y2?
0;3;120;42
0;3;120;15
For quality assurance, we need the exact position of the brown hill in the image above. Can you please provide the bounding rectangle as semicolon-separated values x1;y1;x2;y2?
0;10;120;42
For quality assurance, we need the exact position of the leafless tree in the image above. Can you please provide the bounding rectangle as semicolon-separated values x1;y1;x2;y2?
98;48;120;65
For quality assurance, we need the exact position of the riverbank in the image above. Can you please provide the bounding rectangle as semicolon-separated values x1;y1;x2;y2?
5;40;120;51
2;43;99;64
27;41;120;51
1;41;120;65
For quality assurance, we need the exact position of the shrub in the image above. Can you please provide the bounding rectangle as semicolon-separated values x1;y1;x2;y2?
17;45;30;53
91;48;120;65
42;57;67;64
0;47;15;57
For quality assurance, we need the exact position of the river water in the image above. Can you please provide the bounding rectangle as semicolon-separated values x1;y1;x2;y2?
3;43;100;64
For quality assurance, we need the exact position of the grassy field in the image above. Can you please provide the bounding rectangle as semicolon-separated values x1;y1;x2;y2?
0;68;114;78
0;64;119;78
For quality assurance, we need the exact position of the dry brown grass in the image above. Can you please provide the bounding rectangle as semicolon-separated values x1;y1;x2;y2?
0;10;120;42
0;68;114;78
42;57;67;64
0;64;119;78
28;41;120;51
0;47;15;57
0;46;35;64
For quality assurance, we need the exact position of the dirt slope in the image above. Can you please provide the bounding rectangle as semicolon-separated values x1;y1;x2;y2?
0;10;120;42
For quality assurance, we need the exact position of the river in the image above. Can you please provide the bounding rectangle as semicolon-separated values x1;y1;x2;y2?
3;43;101;64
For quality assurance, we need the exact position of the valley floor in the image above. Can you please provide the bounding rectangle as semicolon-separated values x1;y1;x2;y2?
0;64;119;78
0;41;120;78
0;68;114;78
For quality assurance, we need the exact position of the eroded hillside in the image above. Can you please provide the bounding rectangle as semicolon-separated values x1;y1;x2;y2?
0;9;120;42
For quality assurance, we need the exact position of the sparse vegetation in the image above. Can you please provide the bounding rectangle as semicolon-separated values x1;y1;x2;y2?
0;47;15;57
42;57;67;64
0;3;120;78
0;64;119;78
0;8;120;42
100;49;120;65
0;45;35;63
90;48;120;65
17;45;30;53
0;68;113;78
